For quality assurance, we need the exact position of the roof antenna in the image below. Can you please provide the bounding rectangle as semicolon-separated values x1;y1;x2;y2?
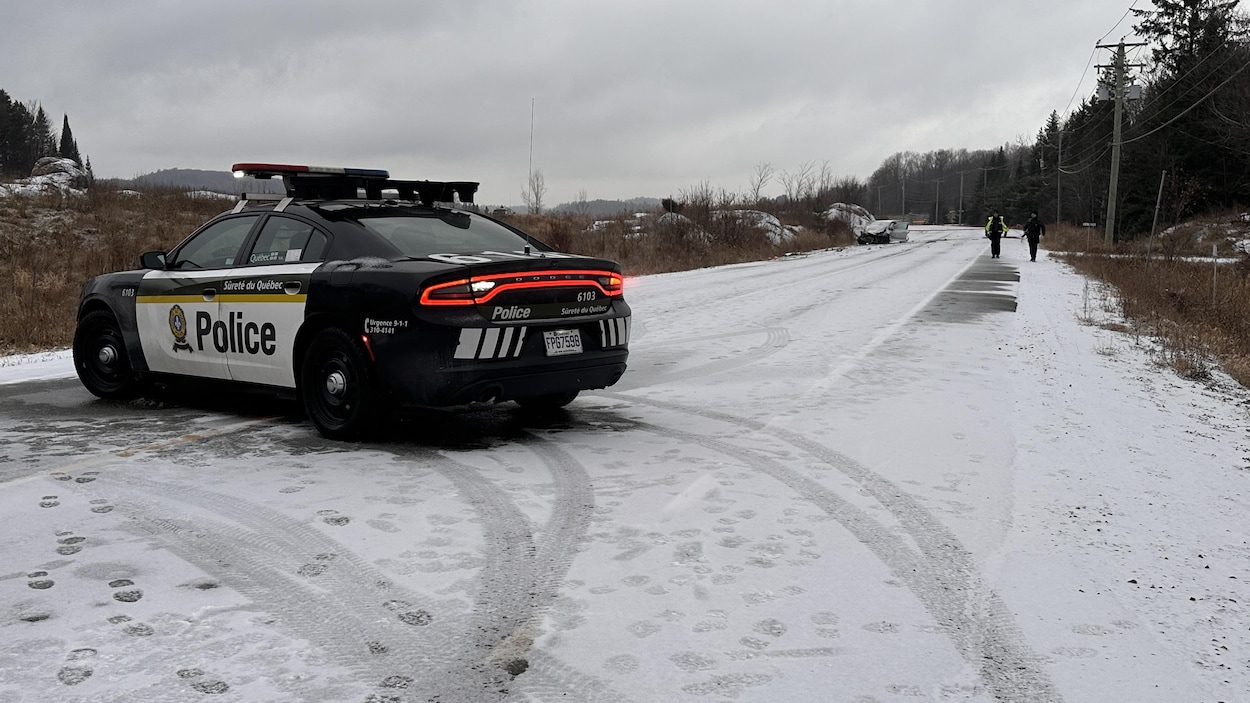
525;97;536;256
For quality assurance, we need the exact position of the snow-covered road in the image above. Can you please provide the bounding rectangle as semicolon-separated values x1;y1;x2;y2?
0;226;1246;702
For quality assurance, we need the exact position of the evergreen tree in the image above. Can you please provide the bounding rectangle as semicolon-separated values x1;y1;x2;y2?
1119;0;1250;227
0;90;12;175
1133;0;1244;76
58;114;81;164
30;104;56;161
0;92;90;177
0;91;32;177
8;100;35;175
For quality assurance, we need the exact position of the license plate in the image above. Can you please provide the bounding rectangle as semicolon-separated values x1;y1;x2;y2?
543;329;582;356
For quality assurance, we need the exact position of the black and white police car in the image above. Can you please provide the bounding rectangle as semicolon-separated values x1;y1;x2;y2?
73;163;631;439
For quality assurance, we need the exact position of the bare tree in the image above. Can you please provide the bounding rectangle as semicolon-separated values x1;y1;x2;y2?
780;161;818;204
520;169;546;214
815;161;834;201
746;161;775;204
573;188;591;217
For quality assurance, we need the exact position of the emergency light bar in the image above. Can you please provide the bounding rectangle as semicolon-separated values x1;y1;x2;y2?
231;163;390;180
229;163;478;204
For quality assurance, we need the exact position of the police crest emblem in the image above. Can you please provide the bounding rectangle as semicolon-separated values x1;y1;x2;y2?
169;305;192;353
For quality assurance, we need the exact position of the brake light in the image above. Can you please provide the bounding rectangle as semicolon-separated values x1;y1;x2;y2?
420;278;475;305
419;269;624;306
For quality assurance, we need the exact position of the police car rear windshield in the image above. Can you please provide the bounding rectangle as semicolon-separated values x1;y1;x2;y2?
355;212;539;257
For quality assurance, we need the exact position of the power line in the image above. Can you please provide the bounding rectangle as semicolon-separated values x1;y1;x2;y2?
1120;52;1250;145
1123;36;1240;128
1060;1;1142;119
1098;1;1141;44
1059;142;1113;175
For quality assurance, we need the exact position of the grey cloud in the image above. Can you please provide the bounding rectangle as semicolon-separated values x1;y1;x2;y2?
1;0;1141;204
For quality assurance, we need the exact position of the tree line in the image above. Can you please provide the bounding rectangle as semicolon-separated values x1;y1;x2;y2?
0;89;87;178
864;0;1250;238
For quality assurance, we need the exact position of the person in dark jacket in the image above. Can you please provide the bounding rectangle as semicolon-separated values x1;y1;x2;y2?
1023;211;1046;261
985;210;1007;258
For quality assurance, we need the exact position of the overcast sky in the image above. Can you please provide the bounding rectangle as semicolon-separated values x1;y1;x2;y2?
2;1;1148;206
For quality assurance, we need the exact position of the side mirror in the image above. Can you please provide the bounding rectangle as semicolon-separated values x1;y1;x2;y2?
140;251;166;270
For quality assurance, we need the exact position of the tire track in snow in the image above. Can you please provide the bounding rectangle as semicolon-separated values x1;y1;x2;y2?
385;437;624;702
611;326;790;391
60;470;463;697
43;423;624;702
592;395;1061;703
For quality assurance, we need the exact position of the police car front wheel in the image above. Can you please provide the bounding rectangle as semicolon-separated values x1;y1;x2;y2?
301;328;385;440
73;310;142;401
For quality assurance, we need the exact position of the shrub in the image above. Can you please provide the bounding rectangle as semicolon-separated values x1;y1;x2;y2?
0;188;225;352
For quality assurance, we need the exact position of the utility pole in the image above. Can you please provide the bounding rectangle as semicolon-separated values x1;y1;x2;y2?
958;171;964;224
1056;130;1063;225
528;97;535;179
1150;170;1167;238
1096;40;1146;246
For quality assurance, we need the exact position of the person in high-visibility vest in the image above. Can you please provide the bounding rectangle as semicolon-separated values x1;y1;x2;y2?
985;210;1007;258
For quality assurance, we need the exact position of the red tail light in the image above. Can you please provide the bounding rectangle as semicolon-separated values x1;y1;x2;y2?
420;269;624;307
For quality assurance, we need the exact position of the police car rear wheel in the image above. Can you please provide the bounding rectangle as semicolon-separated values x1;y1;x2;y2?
301;328;383;440
73;310;142;401
515;390;579;411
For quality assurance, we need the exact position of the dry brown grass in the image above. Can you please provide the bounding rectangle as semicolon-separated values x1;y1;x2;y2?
0;188;227;353
1049;210;1250;387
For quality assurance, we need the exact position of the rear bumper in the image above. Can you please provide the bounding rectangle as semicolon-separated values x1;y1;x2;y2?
439;356;628;405
366;307;631;407
374;341;628;407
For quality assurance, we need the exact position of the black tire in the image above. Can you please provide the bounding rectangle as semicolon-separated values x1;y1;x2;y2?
73;310;142;401
515;390;579;411
300;328;385;440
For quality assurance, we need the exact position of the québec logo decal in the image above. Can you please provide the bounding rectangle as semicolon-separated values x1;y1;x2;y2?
169;305;193;353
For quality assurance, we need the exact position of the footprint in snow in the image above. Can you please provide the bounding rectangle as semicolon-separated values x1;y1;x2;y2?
110;578;143;603
55;535;86;556
27;571;54;590
317;509;351;526
56;648;98;686
176;667;230;694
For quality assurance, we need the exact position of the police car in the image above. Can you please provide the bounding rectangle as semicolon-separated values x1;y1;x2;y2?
73;163;631;439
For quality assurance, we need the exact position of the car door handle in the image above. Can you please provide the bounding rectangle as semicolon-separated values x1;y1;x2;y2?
202;288;217;301
283;281;302;295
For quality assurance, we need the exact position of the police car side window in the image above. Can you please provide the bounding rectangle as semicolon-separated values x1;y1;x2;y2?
246;217;328;266
169;216;260;270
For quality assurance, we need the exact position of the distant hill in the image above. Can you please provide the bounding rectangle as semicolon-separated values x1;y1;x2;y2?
551;197;661;217
118;168;282;194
